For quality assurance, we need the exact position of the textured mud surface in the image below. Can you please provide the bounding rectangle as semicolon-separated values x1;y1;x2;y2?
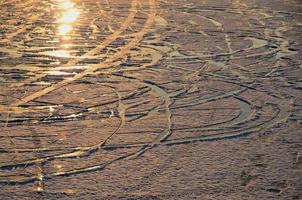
0;0;302;199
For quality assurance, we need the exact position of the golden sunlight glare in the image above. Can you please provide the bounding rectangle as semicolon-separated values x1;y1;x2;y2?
58;24;72;35
57;0;79;36
57;9;79;23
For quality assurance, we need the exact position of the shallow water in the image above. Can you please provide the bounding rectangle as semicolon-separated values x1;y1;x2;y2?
0;0;301;199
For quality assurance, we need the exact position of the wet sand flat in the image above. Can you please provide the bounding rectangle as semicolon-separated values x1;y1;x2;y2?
0;0;302;199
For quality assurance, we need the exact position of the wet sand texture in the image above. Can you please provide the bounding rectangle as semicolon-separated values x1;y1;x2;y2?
0;0;301;199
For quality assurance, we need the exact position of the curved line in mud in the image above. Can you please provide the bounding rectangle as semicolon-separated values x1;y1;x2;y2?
173;96;255;132
7;0;156;109
0;98;292;185
5;0;139;89
163;99;292;145
0;0;158;185
0;0;43;43
0;0;297;188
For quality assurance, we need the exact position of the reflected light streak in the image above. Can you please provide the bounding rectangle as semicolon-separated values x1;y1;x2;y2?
61;43;73;49
57;0;79;36
46;50;71;58
55;0;79;59
61;1;74;9
59;24;72;35
57;8;79;23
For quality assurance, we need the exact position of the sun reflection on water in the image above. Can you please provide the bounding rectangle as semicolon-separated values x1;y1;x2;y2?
58;24;72;35
47;50;71;58
57;0;79;36
50;0;80;59
61;1;74;9
57;7;79;24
